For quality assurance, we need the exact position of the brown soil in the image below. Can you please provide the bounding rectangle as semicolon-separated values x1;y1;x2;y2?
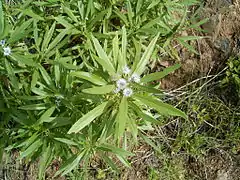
161;0;240;90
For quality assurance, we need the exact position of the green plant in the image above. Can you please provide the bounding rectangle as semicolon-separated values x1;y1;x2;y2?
222;56;240;97
0;0;206;179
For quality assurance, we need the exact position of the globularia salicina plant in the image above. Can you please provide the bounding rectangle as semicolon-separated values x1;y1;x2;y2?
0;0;194;178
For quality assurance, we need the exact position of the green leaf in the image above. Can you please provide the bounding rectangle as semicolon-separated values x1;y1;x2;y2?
97;144;134;157
62;5;78;23
82;85;115;94
133;33;159;75
92;36;115;75
20;139;42;159
101;154;120;173
136;0;143;14
19;103;49;110
22;8;44;21
56;151;86;176
116;154;131;167
126;1;133;25
39;65;54;87
121;26;127;68
38;144;52;180
139;133;162;154
5;59;19;91
68;102;108;134
18;96;46;101
0;0;4;36
31;70;39;88
133;94;187;119
177;36;204;41
133;83;162;94
112;34;119;67
130;102;161;124
70;71;107;86
46;28;70;53
41;22;56;52
178;39;198;54
31;87;50;96
11;53;37;67
116;97;128;140
88;10;108;29
8;19;33;44
54;16;75;29
113;9;129;26
57;57;79;70
141;64;181;83
37;105;56;124
54;138;78;146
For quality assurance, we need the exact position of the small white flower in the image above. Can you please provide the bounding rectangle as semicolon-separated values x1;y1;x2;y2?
129;73;140;83
113;87;121;94
116;78;127;89
3;46;11;56
0;40;5;46
123;88;133;97
122;65;131;75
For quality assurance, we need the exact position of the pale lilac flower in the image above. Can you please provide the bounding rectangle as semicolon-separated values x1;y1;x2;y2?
0;40;5;47
122;65;131;75
123;88;133;97
3;47;11;56
116;78;127;89
129;73;140;83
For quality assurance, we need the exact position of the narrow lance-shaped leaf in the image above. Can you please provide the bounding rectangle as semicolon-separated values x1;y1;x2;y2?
92;36;115;75
70;71;107;86
82;85;115;95
41;22;56;52
63;5;78;23
38;144;52;180
68;102;108;134
39;65;55;88
141;64;181;83
36;105;56;124
133;94;187;119
5;59;19;91
31;70;39;88
97;143;134;157
22;8;44;21
112;33;119;68
54;138;78;146
177;39;199;54
8;19;33;44
55;150;86;177
11;53;38;67
116;97;128;140
133;33;159;75
0;0;4;36
47;28;70;53
19;103;49;111
20;139;43;159
121;26;127;68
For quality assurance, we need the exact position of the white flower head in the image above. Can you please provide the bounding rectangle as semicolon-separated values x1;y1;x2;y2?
113;87;121;94
116;78;127;89
0;40;6;46
129;73;140;83
3;46;11;56
122;65;131;75
123;88;133;97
